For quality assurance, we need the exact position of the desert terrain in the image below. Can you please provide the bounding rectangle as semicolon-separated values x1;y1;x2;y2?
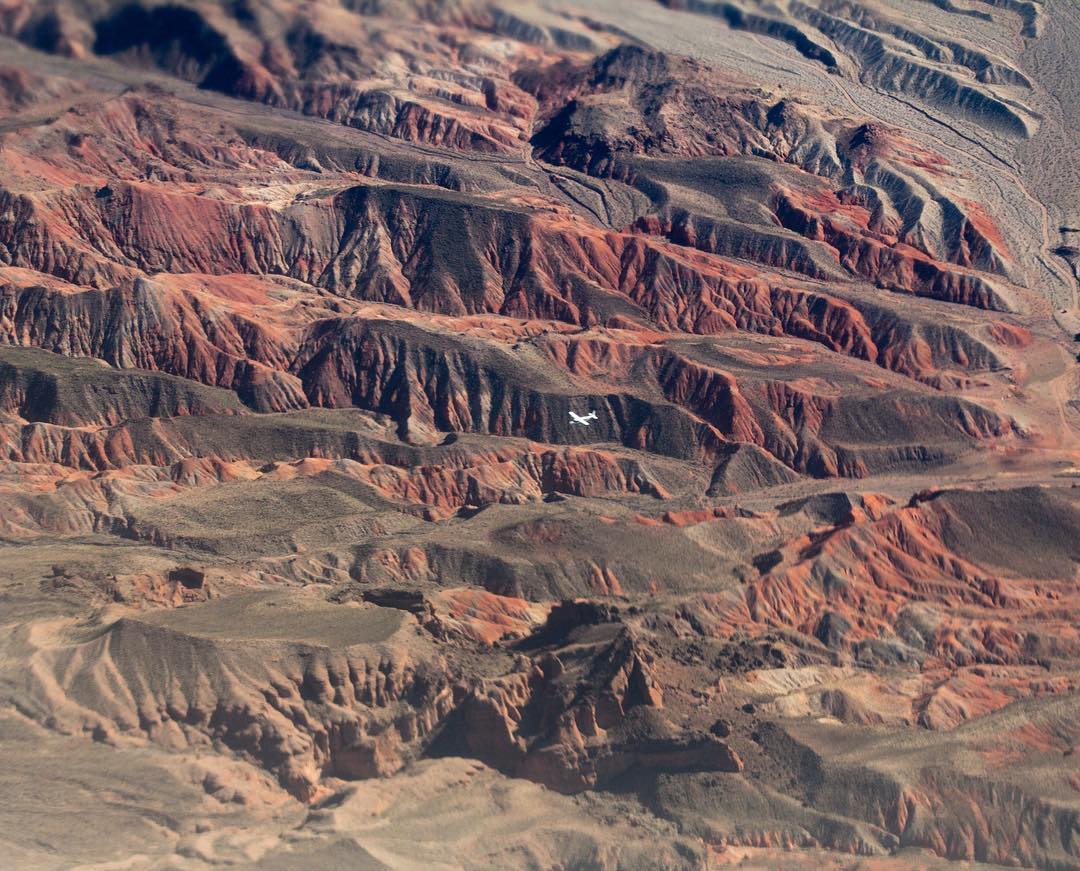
0;0;1077;868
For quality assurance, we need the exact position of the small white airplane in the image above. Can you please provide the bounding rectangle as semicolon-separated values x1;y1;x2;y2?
569;410;598;426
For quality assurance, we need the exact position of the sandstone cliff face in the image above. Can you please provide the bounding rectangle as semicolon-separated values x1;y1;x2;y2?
0;420;672;541
747;714;1080;869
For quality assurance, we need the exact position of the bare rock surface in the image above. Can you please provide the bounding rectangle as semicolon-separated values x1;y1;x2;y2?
0;1;1077;868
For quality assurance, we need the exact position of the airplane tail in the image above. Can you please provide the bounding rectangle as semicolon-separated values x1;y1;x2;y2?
586;411;598;420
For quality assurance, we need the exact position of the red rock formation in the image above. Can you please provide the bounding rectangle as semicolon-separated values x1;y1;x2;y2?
0;3;1071;868
732;488;1080;668
772;187;1010;311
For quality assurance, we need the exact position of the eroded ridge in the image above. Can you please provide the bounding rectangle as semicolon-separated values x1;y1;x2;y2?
0;1;1077;869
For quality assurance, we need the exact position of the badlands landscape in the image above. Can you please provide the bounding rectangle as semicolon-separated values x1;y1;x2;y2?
0;0;1077;867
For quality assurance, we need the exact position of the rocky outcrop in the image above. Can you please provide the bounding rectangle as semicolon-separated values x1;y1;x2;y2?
522;42;1016;304
9;594;460;800
0;279;306;411
0;346;246;425
0;4;1070;869
725;487;1080;668
10;588;743;802
772;187;1011;311
7;0;548;155
708;442;801;495
521;45;844;178
460;601;741;792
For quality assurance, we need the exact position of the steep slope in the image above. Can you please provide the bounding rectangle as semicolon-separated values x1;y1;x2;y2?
0;1;1076;869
